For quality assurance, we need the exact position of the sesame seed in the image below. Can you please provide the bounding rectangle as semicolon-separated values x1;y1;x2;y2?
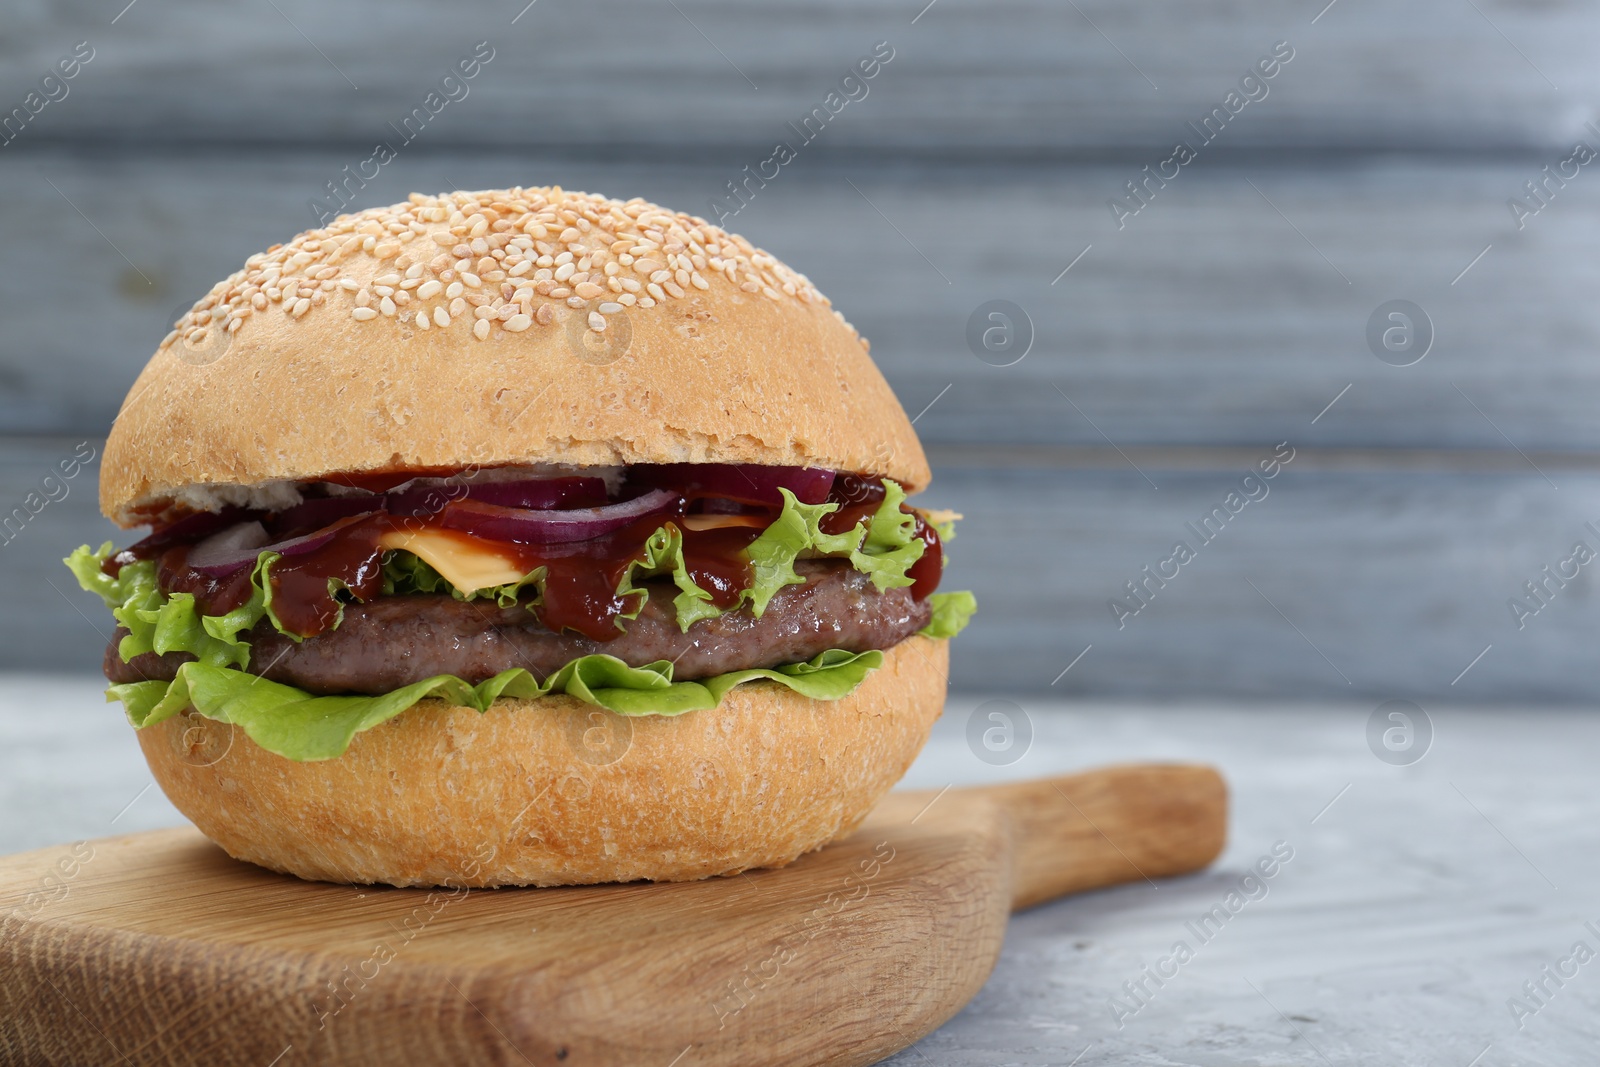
505;314;532;332
154;186;831;352
474;318;491;340
588;312;606;331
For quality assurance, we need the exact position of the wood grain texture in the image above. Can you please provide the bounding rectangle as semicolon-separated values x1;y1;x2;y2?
0;764;1224;1067
2;0;1594;153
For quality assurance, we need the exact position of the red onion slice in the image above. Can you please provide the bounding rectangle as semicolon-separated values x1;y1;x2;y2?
188;514;369;577
187;521;272;576
387;476;608;517
466;477;609;511
437;488;682;545
119;507;252;563
270;495;383;537
628;464;835;506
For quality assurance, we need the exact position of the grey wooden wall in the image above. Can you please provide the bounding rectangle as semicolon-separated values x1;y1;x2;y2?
4;0;1600;703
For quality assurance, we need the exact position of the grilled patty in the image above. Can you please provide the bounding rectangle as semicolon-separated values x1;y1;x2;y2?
105;560;930;695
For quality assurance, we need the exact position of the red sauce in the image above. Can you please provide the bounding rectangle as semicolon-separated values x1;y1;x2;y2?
140;470;943;641
156;546;258;618
681;526;765;606
828;473;886;509
904;516;942;602
265;515;391;637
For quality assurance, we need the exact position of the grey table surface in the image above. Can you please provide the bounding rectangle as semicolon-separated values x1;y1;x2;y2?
2;675;1594;1066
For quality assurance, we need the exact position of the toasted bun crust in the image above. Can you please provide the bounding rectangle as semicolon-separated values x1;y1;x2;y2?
101;187;929;526
137;638;948;887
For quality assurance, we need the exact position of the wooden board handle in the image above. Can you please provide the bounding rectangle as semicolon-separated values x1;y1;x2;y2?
960;763;1227;910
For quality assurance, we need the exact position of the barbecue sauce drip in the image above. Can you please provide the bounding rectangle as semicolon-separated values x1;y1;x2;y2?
266;515;391;637
156;547;257;618
449;519;758;641
143;472;942;641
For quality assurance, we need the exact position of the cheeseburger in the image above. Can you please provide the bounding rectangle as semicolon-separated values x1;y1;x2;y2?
67;186;974;888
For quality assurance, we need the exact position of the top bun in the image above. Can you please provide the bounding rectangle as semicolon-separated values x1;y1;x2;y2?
101;187;929;526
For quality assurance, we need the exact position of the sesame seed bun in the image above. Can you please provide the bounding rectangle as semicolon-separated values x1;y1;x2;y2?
136;637;948;888
100;187;929;526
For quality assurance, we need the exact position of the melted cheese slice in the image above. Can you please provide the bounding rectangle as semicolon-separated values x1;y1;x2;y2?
681;513;769;532
377;527;529;594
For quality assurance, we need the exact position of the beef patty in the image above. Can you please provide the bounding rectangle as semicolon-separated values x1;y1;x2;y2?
105;560;931;695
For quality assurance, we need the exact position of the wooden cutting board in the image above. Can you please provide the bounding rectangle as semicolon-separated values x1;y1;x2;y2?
0;763;1224;1067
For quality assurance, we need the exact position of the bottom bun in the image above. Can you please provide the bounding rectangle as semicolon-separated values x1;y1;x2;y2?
138;637;948;887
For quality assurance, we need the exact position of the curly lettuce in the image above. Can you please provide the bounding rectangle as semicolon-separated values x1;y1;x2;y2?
919;590;977;639
65;481;975;755
377;480;934;630
106;649;882;761
742;479;927;616
66;544;273;670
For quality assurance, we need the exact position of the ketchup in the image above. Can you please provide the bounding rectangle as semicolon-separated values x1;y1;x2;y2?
137;470;944;641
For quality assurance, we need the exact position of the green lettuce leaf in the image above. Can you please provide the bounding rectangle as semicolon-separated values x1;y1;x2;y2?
66;543;269;670
741;480;927;616
108;648;883;761
919;590;977;639
614;524;721;630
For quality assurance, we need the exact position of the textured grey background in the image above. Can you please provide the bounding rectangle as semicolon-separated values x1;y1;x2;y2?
3;0;1600;703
